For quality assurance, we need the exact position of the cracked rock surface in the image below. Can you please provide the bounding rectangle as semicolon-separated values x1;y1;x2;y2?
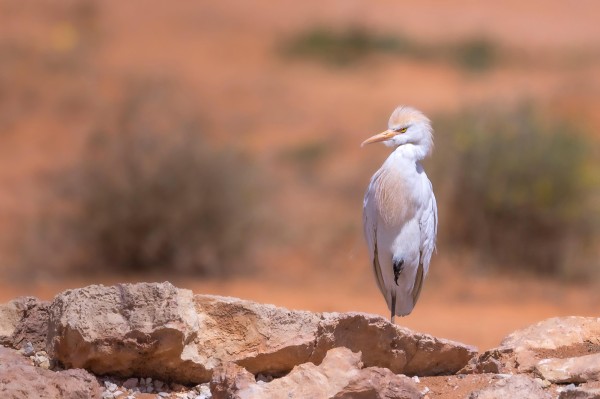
2;282;600;398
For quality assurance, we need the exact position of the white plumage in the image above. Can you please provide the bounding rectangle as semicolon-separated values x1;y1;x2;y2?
362;106;438;322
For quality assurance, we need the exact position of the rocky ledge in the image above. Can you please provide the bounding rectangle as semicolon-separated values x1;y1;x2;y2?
0;282;599;399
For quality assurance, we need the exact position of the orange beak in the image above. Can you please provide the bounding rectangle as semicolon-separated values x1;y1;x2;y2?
361;130;395;147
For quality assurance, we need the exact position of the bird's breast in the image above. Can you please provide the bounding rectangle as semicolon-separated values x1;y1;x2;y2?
374;166;422;227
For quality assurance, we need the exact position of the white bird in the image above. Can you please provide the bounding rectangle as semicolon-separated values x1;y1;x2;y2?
362;106;438;323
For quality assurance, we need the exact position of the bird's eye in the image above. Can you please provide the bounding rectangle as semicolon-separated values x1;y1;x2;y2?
396;127;408;133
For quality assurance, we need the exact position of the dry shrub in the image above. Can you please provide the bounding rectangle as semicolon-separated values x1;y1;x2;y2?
281;26;499;72
21;79;262;276
429;104;600;278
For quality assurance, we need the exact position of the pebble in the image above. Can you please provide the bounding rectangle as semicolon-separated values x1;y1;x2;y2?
21;342;35;357
104;381;118;392
113;390;123;397
421;387;430;395
158;393;169;398
492;373;512;379
154;380;164;391
411;376;420;383
31;351;51;369
123;378;139;389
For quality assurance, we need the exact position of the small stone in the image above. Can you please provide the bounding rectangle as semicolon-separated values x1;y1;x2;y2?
104;381;118;392
113;390;123;397
146;377;153;385
534;378;551;388
158;393;169;398
123;378;138;389
21;342;35;357
492;374;512;379
194;385;211;399
32;351;51;369
102;392;114;399
421;387;430;395
412;376;420;383
154;380;164;391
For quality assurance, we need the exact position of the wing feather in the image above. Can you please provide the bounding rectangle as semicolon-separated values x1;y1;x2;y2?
363;172;385;295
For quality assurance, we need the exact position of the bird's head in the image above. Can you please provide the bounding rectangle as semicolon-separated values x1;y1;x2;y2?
361;106;433;156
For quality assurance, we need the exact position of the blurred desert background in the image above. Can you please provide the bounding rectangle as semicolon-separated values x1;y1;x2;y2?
1;0;599;350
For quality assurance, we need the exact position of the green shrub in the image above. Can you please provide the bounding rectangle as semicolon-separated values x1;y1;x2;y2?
430;105;600;278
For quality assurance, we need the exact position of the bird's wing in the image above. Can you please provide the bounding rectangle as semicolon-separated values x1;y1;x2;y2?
363;172;385;294
412;181;437;304
419;183;438;276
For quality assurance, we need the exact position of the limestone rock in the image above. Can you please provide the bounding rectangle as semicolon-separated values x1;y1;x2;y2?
0;299;23;344
500;317;600;352
465;317;600;374
467;374;551;399
210;347;420;399
210;362;255;399
558;384;600;399
535;353;600;383
312;312;477;376
47;283;476;383
0;346;101;399
0;297;49;351
192;293;322;378
47;282;204;382
332;366;421;399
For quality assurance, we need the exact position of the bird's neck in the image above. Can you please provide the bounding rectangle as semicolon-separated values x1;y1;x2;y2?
390;144;430;163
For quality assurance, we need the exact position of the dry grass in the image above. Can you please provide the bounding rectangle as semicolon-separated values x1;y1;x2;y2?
16;79;264;277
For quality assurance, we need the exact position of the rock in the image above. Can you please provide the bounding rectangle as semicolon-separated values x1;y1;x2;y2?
535;353;600;383
0;346;101;399
211;347;420;399
47;282;476;383
21;341;35;356
501;317;600;351
310;311;476;376
332;366;421;399
0;297;50;351
47;282;204;382
0;299;23;343
460;349;507;374
467;374;551;399
122;378;139;389
466;317;600;374
210;362;255;399
32;350;51;369
558;384;600;399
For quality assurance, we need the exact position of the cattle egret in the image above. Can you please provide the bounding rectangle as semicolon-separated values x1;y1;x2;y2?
362;106;438;323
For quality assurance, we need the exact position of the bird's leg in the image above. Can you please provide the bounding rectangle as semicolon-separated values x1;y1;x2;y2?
393;259;404;286
390;291;396;324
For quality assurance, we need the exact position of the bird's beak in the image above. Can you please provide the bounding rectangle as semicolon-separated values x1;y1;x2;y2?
361;130;395;147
